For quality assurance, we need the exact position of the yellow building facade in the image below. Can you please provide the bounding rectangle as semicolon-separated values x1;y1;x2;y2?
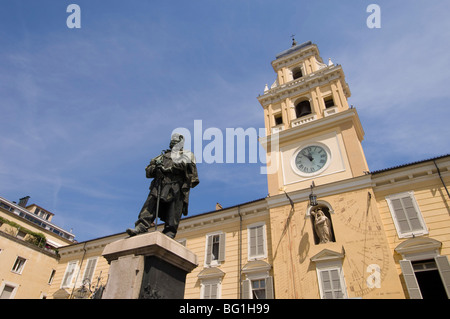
8;40;450;299
0;196;75;298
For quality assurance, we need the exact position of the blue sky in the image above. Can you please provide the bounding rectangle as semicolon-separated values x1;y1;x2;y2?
1;1;449;242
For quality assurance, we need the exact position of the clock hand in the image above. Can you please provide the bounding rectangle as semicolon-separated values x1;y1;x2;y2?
300;151;313;161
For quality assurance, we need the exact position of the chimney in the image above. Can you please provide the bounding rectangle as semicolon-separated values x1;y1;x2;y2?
18;196;30;207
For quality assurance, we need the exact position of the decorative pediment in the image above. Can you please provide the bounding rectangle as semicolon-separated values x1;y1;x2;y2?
310;248;344;263
395;237;442;257
242;260;272;274
197;267;225;279
52;288;70;299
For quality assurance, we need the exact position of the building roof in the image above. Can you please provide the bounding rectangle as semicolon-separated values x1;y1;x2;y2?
0;196;75;244
275;40;313;59
370;154;450;175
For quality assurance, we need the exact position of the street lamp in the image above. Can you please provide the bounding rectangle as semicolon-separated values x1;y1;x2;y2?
309;181;318;207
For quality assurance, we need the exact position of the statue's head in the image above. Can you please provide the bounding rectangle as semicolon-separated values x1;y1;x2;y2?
313;208;324;216
170;133;184;151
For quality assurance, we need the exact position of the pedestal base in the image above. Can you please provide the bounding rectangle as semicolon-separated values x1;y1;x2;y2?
101;231;197;299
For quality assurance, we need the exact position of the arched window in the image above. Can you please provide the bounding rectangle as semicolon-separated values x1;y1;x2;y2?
295;100;312;118
292;67;303;80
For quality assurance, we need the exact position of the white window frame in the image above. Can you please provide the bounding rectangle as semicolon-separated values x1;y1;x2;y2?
61;260;79;288
247;222;267;261
315;260;348;299
204;231;225;267
11;256;27;274
242;272;274;299
385;191;428;238
200;278;222;299
0;281;19;299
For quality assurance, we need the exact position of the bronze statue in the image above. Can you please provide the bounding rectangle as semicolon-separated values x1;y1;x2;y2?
127;133;199;239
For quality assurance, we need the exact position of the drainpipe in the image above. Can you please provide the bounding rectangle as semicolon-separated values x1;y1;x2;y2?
70;242;87;299
433;160;450;200
238;206;243;299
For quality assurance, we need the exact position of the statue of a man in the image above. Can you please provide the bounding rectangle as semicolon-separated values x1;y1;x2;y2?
126;133;199;239
311;208;332;244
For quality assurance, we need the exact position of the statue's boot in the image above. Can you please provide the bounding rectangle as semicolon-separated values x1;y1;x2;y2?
126;223;147;237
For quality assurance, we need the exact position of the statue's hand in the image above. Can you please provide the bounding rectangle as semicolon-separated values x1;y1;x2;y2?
155;167;164;178
159;166;172;174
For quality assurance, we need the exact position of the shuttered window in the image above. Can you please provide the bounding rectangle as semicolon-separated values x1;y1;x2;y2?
11;257;26;274
248;223;266;260
399;256;450;299
319;268;345;299
82;257;98;285
205;233;225;266
61;261;78;288
202;282;219;299
386;192;427;238
242;277;274;299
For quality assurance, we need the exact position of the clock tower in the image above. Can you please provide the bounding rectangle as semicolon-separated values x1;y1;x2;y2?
258;40;369;196
257;40;406;299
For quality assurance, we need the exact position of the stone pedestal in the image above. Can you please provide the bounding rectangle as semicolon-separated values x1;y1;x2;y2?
101;231;197;299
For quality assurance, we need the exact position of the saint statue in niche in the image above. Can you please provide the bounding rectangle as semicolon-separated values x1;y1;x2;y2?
311;207;334;244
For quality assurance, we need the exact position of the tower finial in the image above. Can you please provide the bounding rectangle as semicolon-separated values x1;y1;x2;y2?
291;34;297;47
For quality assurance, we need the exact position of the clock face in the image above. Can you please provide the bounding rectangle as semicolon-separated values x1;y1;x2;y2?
293;145;329;176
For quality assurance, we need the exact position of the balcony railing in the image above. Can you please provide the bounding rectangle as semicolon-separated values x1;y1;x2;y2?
291;113;317;128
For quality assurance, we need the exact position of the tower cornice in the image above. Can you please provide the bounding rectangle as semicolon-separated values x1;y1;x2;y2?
259;108;365;147
257;64;350;108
